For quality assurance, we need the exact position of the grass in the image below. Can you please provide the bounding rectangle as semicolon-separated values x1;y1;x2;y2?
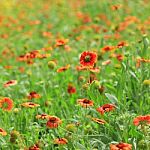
0;0;150;149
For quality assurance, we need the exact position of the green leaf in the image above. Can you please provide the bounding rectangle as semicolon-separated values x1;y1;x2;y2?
105;93;118;104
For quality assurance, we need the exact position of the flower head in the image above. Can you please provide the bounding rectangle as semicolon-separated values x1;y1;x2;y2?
46;116;62;128
36;114;50;120
21;102;40;108
96;104;116;115
133;115;150;126
110;142;132;150
80;51;97;67
55;39;69;47
27;91;41;100
0;128;7;136
67;84;76;94
3;80;17;88
29;143;40;150
0;97;13;111
77;98;94;108
101;46;116;52
92;118;106;125
54;138;68;145
57;64;70;73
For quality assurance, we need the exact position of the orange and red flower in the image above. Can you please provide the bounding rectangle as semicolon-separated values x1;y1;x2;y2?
80;51;97;67
101;46;116;52
46;116;62;128
55;39;69;47
110;142;132;150
3;80;17;88
76;65;100;73
67;84;76;94
0;128;7;136
27;91;41;100
36;114;50;120
21;102;40;108
133;115;150;126
57;64;70;73
54;138;68;145
117;41;128;48
77;98;94;108
96;104;116;115
0;97;13;111
29;143;40;150
92;118;106;125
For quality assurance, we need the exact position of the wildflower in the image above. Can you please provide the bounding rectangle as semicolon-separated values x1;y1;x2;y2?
0;97;13;111
96;104;116;115
28;143;40;150
92;118;106;125
77;98;94;108
36;114;50;120
76;65;100;73
0;128;7;136
117;41;128;48
111;4;122;11
110;142;132;150
80;51;97;67
27;91;41;100
3;80;17;88
133;115;150;126
46;116;62;128
67;84;76;94
136;58;150;68
55;39;69;47
21;102;40;108
57;64;70;73
101;46;116;52
54;138;68;145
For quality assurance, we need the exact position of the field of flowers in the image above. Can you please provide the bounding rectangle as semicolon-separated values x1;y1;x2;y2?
0;0;150;149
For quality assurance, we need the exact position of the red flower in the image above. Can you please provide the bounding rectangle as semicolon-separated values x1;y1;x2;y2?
0;97;13;111
117;41;128;48
92;118;106;125
77;98;94;108
0;128;7;136
21;102;40;108
55;39;69;47
110;142;132;150
133;115;150;126
46;116;62;128
54;138;68;145
97;104;116;115
67;84;76;94
57;64;70;73
80;51;97;67
3;80;17;88
29;143;40;150
36;114;50;120
27;91;41;100
76;65;100;73
101;46;116;52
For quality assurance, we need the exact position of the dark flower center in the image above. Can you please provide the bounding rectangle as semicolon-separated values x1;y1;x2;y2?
49;117;57;123
84;55;91;62
0;129;3;132
83;99;90;104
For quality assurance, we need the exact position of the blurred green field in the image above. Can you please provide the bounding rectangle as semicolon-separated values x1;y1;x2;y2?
0;0;150;150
